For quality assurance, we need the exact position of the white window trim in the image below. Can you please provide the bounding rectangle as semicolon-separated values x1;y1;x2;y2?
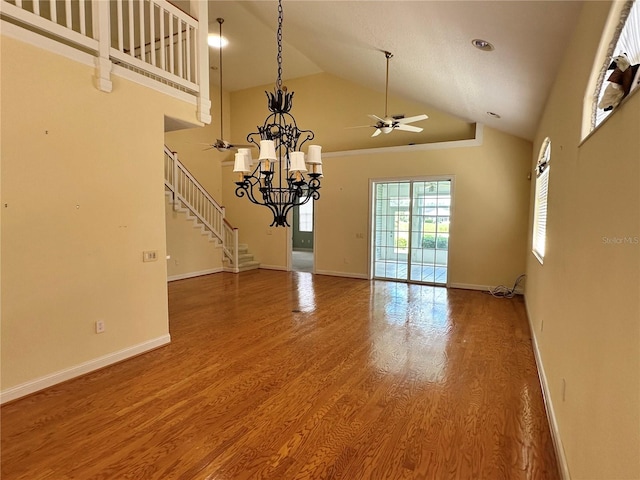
590;0;640;132
532;139;551;264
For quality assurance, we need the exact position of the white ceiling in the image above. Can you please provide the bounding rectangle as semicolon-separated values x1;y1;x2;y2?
206;1;585;141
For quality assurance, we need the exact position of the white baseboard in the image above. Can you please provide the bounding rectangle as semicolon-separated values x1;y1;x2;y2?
167;268;223;282
448;282;492;291
315;270;369;280
448;282;524;295
524;298;571;480
0;334;171;405
259;264;288;271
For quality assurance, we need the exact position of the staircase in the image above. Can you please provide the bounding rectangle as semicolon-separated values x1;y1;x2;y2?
237;244;260;272
165;191;222;245
164;146;259;273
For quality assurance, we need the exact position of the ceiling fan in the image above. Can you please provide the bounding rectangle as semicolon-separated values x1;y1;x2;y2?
356;51;428;137
205;18;252;152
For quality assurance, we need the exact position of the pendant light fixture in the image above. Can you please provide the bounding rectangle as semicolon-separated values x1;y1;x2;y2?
233;0;323;227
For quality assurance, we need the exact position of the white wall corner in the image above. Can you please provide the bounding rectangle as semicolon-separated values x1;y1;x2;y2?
197;97;212;124
94;56;113;93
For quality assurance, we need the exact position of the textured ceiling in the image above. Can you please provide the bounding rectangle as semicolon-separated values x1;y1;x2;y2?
206;1;585;141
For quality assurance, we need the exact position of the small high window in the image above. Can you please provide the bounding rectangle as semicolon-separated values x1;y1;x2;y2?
532;138;551;264
592;0;640;130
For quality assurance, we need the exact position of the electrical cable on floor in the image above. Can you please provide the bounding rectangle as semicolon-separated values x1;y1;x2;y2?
487;274;526;298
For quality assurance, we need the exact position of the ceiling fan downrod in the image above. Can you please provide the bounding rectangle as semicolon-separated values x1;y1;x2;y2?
217;18;225;140
384;51;393;119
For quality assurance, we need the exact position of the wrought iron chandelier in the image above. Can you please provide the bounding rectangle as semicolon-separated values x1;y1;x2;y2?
233;0;323;227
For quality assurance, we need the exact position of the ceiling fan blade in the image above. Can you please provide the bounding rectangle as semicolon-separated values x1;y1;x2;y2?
368;114;386;123
371;128;382;137
395;124;423;133
214;140;256;151
396;114;429;124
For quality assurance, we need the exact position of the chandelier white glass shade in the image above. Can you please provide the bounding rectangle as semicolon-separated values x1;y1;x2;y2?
233;0;323;227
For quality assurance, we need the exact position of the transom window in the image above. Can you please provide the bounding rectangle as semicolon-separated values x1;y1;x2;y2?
532;138;551;264
592;0;640;130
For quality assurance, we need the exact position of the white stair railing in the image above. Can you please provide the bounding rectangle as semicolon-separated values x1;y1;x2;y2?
164;146;238;268
223;219;240;274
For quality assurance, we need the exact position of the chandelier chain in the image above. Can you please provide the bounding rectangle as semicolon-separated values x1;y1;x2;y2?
276;0;283;90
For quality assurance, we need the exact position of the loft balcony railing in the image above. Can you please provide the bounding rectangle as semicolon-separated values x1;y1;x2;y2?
0;0;211;123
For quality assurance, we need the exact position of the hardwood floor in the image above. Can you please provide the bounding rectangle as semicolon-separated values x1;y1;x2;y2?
1;271;559;479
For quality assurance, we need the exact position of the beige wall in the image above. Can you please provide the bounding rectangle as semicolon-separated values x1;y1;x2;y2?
230;72;476;153
165;195;223;278
163;85;231;277
224;73;532;286
164;85;232;203
1;36;198;392
525;2;640;479
315;127;532;285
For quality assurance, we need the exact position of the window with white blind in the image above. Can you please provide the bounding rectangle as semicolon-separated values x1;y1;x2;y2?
592;0;640;130
533;138;551;264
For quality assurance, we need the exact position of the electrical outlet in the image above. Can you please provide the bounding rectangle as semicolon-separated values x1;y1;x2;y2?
143;250;158;262
95;320;105;334
541;319;544;332
562;378;566;402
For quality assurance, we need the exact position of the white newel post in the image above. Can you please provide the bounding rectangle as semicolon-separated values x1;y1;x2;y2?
193;0;211;124
93;0;112;92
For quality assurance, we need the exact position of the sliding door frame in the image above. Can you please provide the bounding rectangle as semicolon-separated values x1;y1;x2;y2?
368;175;455;287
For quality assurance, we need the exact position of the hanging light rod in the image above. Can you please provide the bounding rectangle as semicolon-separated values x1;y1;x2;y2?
232;0;323;227
208;18;252;152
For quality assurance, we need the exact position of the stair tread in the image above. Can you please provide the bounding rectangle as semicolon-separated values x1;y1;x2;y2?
238;262;260;272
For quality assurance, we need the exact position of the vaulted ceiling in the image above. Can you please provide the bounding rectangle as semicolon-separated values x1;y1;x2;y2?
206;1;585;141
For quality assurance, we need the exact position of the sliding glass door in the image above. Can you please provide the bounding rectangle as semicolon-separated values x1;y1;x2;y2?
372;179;451;285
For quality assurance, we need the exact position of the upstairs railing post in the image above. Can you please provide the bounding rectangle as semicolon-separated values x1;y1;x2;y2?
192;0;211;124
93;0;112;92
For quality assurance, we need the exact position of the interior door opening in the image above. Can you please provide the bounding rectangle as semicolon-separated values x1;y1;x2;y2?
372;178;452;285
291;200;314;273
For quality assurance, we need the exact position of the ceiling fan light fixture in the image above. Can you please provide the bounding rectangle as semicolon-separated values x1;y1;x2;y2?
471;38;494;51
381;126;393;134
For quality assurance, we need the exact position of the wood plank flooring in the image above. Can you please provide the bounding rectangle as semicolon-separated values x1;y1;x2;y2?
1;271;559;479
